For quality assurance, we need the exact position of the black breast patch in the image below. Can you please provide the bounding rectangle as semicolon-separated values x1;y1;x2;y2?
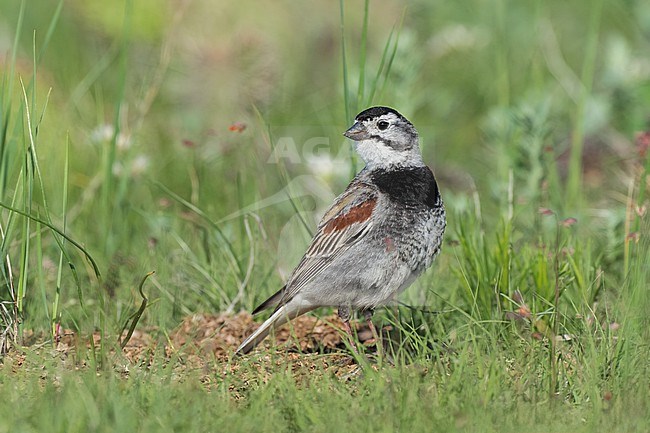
370;166;441;209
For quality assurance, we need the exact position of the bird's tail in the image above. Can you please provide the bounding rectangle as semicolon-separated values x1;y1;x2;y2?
235;302;314;355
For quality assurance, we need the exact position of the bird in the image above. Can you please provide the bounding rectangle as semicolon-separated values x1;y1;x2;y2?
235;106;446;355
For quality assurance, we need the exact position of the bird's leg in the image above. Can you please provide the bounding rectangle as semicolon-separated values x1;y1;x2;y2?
364;308;383;358
337;306;358;354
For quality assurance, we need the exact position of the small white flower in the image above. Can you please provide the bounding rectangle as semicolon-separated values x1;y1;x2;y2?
116;133;132;151
90;124;115;143
130;155;150;177
306;153;348;181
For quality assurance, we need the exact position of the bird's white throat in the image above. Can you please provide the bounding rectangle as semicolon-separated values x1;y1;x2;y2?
355;139;424;169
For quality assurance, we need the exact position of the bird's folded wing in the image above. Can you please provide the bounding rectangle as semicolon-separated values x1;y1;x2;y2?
278;183;378;305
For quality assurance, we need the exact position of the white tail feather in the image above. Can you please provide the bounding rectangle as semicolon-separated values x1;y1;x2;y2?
235;301;314;355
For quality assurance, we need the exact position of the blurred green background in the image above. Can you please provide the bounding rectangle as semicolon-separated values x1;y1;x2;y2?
0;0;648;343
1;1;649;432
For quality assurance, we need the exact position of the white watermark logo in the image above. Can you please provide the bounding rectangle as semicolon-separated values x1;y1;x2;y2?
266;136;355;168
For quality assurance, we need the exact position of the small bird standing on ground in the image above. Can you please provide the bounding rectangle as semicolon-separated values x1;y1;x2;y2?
236;106;446;355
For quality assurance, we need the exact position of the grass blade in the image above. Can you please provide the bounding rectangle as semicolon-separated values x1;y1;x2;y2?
339;0;350;123
119;271;155;349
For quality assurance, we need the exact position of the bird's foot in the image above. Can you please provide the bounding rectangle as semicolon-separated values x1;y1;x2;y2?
362;308;385;360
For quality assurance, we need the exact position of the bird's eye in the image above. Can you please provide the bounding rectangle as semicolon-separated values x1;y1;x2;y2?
377;120;389;131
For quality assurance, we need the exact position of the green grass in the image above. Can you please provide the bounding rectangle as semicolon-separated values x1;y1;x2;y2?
0;0;649;431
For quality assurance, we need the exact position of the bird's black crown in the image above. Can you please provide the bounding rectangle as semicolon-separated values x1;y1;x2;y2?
355;106;408;123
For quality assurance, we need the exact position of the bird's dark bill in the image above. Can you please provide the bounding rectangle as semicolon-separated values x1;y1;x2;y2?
343;122;370;140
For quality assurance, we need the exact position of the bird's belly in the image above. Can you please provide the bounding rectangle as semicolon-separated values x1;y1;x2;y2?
298;242;407;309
300;208;445;310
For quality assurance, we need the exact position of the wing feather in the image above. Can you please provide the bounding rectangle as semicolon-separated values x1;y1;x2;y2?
276;182;378;306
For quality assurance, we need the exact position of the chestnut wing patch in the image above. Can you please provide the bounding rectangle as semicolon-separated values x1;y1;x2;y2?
323;198;376;234
304;194;377;258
